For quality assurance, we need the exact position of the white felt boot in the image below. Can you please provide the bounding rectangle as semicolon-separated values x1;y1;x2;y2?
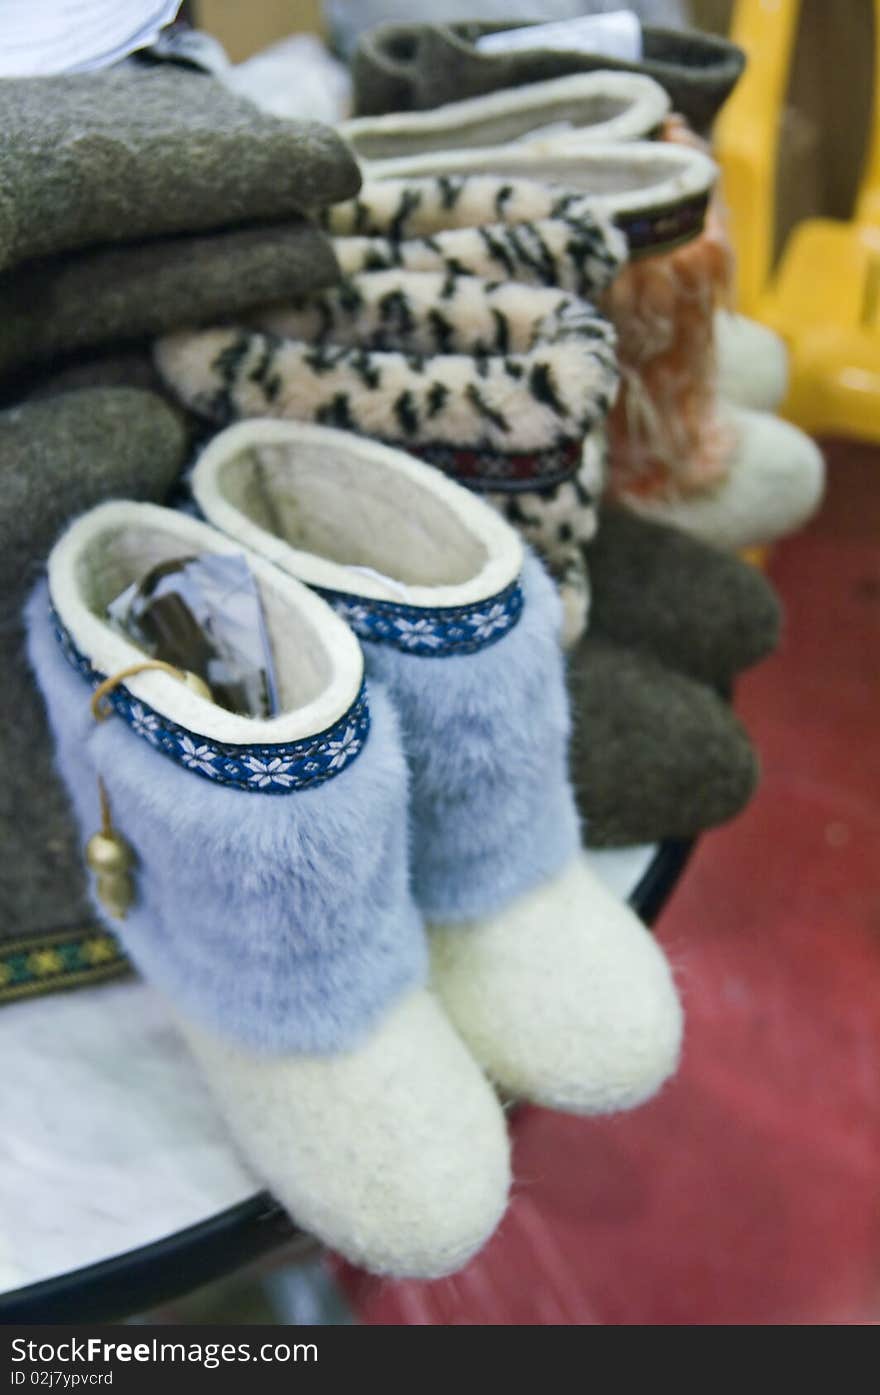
28;500;510;1278
715;310;789;413
191;419;684;1116
431;854;682;1114
180;987;511;1278
622;402;825;550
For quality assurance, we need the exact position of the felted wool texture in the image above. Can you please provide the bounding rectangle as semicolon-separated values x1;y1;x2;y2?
714;310;789;413
568;632;759;847
20;351;196;441
352;21;745;134
158;271;616;452
26;581;426;1054
588;502;781;687
180;987;511;1278
0;220;342;377
0;66;361;275
361;552;581;923
622;402;826;551
155;270;616;638
0;390;187;954
429;852;683;1114
326;174;627;300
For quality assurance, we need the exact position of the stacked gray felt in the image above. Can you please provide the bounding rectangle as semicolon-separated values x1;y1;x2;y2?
0;65;359;994
0;64;360;379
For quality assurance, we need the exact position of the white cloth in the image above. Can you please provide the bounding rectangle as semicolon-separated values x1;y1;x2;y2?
0;1;182;76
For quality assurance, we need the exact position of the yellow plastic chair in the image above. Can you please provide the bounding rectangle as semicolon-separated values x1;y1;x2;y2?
715;0;880;441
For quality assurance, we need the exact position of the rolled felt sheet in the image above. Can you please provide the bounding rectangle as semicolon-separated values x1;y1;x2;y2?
0;219;341;377
0;65;361;275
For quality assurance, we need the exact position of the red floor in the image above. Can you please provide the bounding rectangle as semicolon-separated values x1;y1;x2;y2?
337;440;880;1325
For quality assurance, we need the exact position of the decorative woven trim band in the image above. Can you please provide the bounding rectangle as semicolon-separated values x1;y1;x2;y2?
52;609;370;794
618;192;710;259
396;435;583;493
315;577;524;657
0;925;130;1005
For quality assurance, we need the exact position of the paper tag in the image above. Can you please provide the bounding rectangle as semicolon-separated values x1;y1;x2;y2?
108;552;280;719
475;11;643;63
0;0;182;77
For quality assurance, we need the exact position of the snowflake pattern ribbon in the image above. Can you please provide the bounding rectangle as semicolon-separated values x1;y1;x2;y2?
314;578;524;657
52;610;369;794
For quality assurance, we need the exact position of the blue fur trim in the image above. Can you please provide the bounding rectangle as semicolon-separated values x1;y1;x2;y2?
358;551;581;921
316;578;523;657
27;581;427;1054
52;609;369;794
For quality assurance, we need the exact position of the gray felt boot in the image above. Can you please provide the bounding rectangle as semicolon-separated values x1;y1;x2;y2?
351;19;744;134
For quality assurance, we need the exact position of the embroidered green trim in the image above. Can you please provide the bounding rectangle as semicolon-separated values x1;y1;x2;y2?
0;926;131;1005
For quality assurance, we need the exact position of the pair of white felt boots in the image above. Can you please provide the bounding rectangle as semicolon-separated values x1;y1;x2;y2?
30;420;682;1278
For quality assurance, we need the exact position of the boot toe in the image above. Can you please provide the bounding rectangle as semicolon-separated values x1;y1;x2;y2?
430;855;682;1115
569;636;759;846
715;310;789;412
182;989;511;1279
623;406;825;550
590;503;781;684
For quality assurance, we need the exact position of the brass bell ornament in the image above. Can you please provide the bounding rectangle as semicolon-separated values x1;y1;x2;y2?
86;659;213;920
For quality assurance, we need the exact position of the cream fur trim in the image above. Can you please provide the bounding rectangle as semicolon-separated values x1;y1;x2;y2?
158;270;617;455
364;140;717;220
340;72;670;163
327;175;626;295
193;420;524;607
48;500;363;745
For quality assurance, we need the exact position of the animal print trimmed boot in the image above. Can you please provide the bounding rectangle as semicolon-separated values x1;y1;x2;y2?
155;267;619;645
338;150;823;550
27;500;510;1278
190;418;683;1115
340;69;790;416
